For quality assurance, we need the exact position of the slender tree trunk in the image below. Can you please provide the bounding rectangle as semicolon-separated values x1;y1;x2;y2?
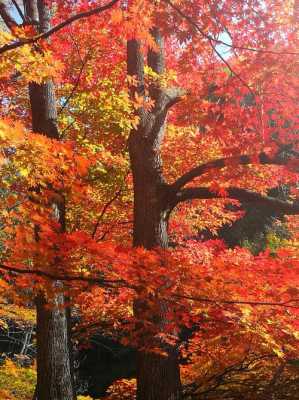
26;1;75;399
128;31;182;400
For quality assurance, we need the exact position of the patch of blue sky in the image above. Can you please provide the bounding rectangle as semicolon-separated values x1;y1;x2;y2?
6;1;23;24
215;31;232;60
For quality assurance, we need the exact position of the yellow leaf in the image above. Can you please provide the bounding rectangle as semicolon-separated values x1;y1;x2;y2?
19;167;29;177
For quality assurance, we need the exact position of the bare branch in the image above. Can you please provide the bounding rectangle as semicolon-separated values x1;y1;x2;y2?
0;0;120;54
172;186;299;215
175;293;299;309
0;263;128;288
170;152;293;193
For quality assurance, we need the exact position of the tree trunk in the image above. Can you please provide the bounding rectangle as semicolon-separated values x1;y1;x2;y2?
129;133;182;400
35;292;75;400
26;1;75;399
129;133;169;249
128;31;182;400
129;142;182;400
136;350;181;400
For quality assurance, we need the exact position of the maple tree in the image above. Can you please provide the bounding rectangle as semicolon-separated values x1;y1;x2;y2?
0;0;298;400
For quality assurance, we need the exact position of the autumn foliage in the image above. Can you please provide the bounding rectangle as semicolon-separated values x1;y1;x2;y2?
0;0;298;399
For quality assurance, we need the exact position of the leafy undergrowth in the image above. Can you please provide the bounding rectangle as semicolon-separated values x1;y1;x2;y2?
0;304;35;327
0;361;93;400
0;359;35;400
104;379;136;399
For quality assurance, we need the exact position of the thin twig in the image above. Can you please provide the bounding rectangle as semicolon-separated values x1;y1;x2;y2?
0;263;127;288
58;49;90;115
11;0;25;22
92;188;123;239
175;293;299;309
163;0;256;93
164;0;299;56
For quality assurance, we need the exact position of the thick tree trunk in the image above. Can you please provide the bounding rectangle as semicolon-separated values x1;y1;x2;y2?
26;1;75;399
127;33;169;250
35;292;74;400
136;351;181;400
32;196;75;400
128;31;182;400
129;142;182;399
129;134;182;400
129;135;169;249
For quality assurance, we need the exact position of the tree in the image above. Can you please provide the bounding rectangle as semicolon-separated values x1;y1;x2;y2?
0;0;76;398
26;2;75;398
125;1;298;398
0;1;122;399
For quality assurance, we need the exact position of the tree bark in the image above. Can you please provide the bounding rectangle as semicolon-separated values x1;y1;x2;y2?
136;350;182;400
128;130;169;249
35;292;75;400
127;30;182;400
26;1;75;399
129;119;181;400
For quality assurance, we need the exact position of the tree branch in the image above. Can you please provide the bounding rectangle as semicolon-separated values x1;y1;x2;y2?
163;0;299;57
58;48;90;115
175;293;299;309
0;0;120;54
0;1;18;29
148;27;186;109
0;263;128;288
23;0;38;24
147;27;165;75
11;0;25;22
127;38;145;96
92;188;123;239
171;186;299;215
164;87;186;109
170;152;293;193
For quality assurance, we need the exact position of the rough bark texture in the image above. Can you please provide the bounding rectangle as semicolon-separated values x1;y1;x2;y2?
128;124;169;249
136;351;182;400
23;0;39;23
26;1;75;399
127;29;182;400
35;292;75;400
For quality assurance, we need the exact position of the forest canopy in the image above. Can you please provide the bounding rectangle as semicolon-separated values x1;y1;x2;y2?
0;0;298;399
